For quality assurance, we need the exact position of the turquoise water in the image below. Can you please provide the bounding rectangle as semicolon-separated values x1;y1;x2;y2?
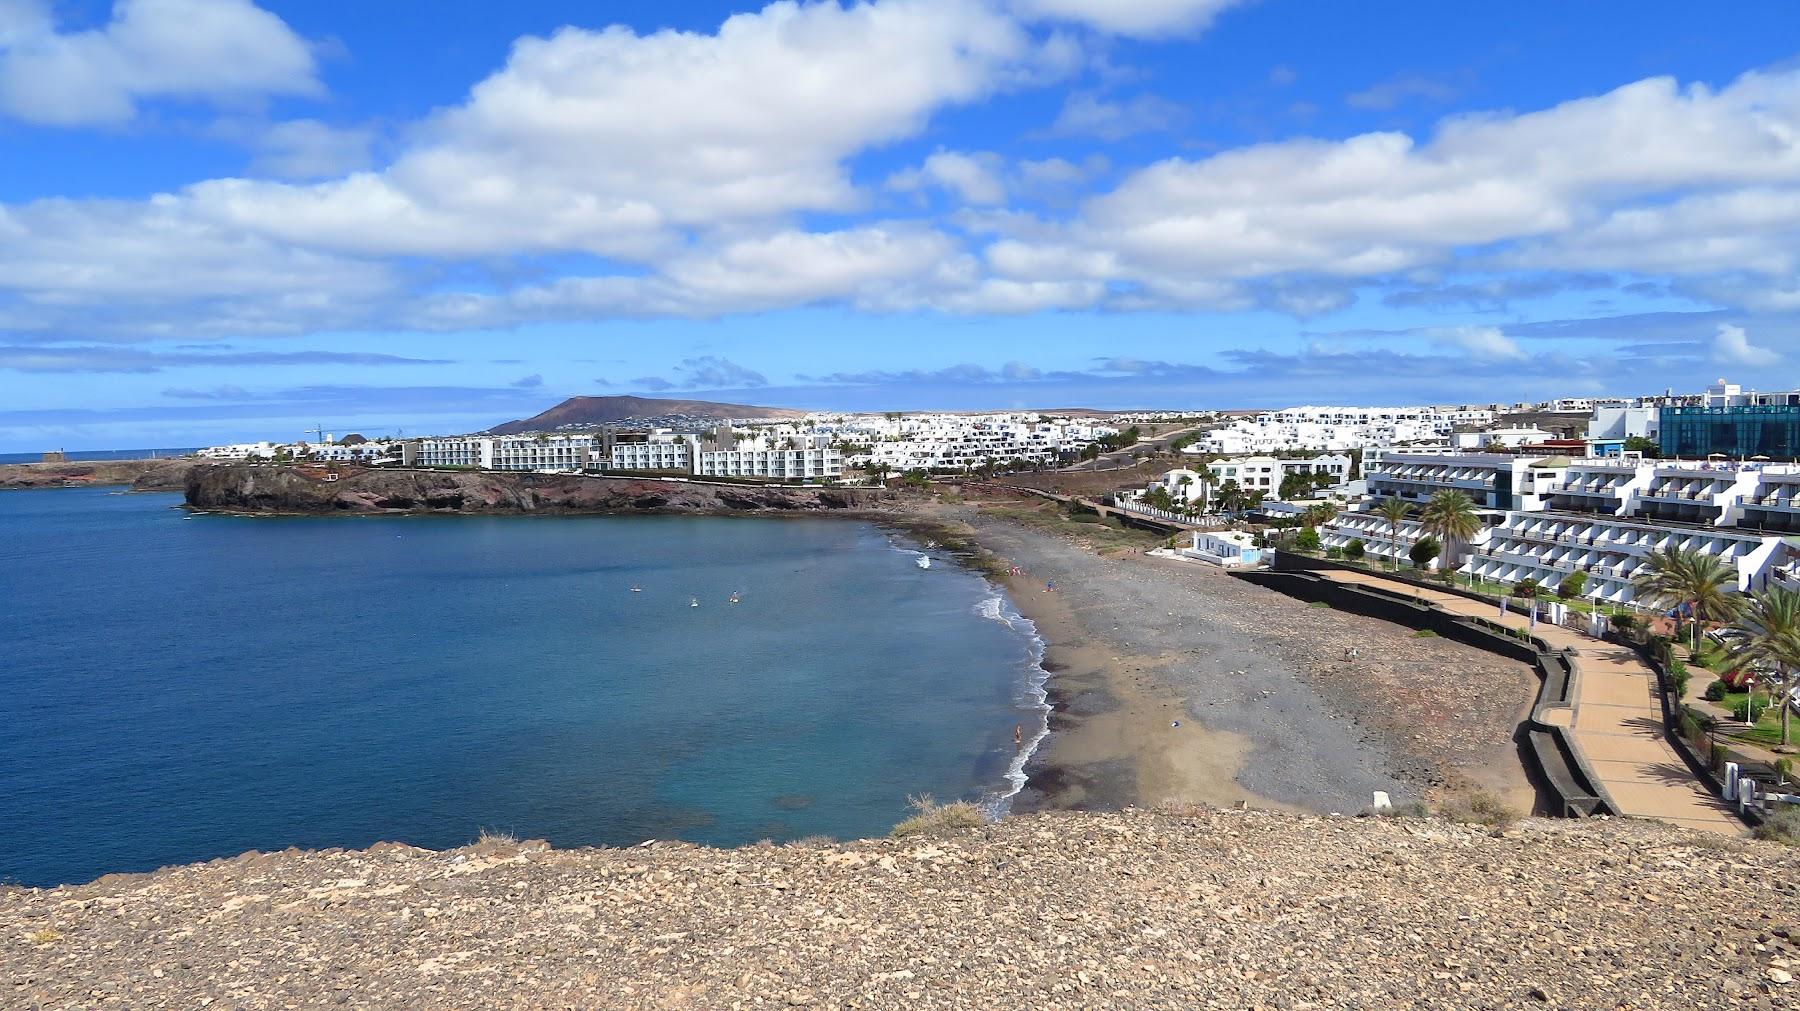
0;487;1046;887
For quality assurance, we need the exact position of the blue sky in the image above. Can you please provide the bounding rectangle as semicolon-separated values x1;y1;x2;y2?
4;1;1800;450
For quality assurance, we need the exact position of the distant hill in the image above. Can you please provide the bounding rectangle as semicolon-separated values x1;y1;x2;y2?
488;396;807;435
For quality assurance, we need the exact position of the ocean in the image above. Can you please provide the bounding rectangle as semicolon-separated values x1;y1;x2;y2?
0;487;1048;887
0;448;198;464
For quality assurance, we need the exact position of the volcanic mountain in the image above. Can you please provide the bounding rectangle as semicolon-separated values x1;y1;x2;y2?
488;396;807;435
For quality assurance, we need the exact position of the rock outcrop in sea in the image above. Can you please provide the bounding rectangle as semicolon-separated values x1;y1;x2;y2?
5;808;1795;1008
185;463;896;515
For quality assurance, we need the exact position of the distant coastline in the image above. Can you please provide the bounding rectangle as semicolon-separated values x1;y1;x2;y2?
0;457;194;492
0;448;199;465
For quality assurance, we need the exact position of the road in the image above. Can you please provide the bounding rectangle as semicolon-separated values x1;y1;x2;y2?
1061;424;1205;472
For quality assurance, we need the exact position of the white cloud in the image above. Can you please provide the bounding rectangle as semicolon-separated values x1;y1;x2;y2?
157;0;1046;266
1010;0;1245;38
1345;74;1458;111
986;68;1800;311
249;119;374;179
0;0;319;126
889;150;1008;204
1049;90;1185;140
10;3;1800;342
1711;323;1779;366
1429;325;1526;361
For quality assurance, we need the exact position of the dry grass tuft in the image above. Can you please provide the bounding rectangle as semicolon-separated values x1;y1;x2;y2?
1439;792;1519;829
891;794;986;839
475;827;518;847
27;928;62;946
1753;806;1800;846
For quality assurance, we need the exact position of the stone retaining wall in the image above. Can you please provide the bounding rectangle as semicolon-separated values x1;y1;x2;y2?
1234;568;1616;819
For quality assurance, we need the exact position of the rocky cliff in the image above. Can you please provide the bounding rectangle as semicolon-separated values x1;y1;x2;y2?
0;458;194;492
5;808;1795;1009
185;464;896;515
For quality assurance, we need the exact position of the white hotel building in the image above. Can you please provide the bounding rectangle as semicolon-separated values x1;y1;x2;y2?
409;427;841;481
1322;449;1799;603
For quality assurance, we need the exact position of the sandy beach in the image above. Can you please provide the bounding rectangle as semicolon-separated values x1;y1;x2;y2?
937;498;1539;817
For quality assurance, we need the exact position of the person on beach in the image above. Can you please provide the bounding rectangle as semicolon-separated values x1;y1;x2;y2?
1014;724;1023;747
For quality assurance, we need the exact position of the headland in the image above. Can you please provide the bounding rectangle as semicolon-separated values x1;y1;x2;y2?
0;457;193;492
183;462;895;515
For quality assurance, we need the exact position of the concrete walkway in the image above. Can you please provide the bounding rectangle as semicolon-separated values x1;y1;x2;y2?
1317;569;1744;835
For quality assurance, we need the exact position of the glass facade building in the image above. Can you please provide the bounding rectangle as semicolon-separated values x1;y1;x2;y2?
1659;405;1800;460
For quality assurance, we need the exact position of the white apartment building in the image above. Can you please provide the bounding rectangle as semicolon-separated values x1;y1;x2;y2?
197;441;279;460
1364;449;1563;511
1320;511;1455;570
1201;454;1351;500
609;432;694;472
1467;513;1782;603
696;445;841;480
1326;448;1799;602
492;435;595;472
411;437;493;468
411;427;842;481
1587;405;1659;443
413;435;597;471
1450;427;1556;450
845;412;1117;471
1198;404;1491;455
1141;468;1212;505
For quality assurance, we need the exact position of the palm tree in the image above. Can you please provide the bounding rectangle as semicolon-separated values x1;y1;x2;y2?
1419;490;1480;577
1728;587;1800;747
1300;502;1338;528
1632;548;1748;652
1215;479;1246;515
1374;498;1412;571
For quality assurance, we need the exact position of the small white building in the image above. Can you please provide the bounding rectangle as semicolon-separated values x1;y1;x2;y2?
1143;468;1212;504
1450;427;1556;450
1180;530;1263;568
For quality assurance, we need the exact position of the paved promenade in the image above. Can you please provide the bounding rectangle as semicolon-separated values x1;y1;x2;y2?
1318;570;1744;835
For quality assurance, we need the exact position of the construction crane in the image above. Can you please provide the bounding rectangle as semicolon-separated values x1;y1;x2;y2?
308;423;327;445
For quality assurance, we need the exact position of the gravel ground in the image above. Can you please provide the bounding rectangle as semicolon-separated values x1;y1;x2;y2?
7;808;1795;1010
964;509;1538;814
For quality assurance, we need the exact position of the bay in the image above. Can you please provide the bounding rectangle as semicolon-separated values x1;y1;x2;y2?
0;487;1045;887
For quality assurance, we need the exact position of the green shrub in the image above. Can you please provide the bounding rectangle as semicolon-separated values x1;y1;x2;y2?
1409;535;1441;569
1325;546;1344;559
1704;679;1729;702
1514;578;1541;599
1556;572;1587;599
1414;629;1439;638
1344;538;1366;561
891;794;985;838
1295;526;1321;552
1678;711;1701;740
